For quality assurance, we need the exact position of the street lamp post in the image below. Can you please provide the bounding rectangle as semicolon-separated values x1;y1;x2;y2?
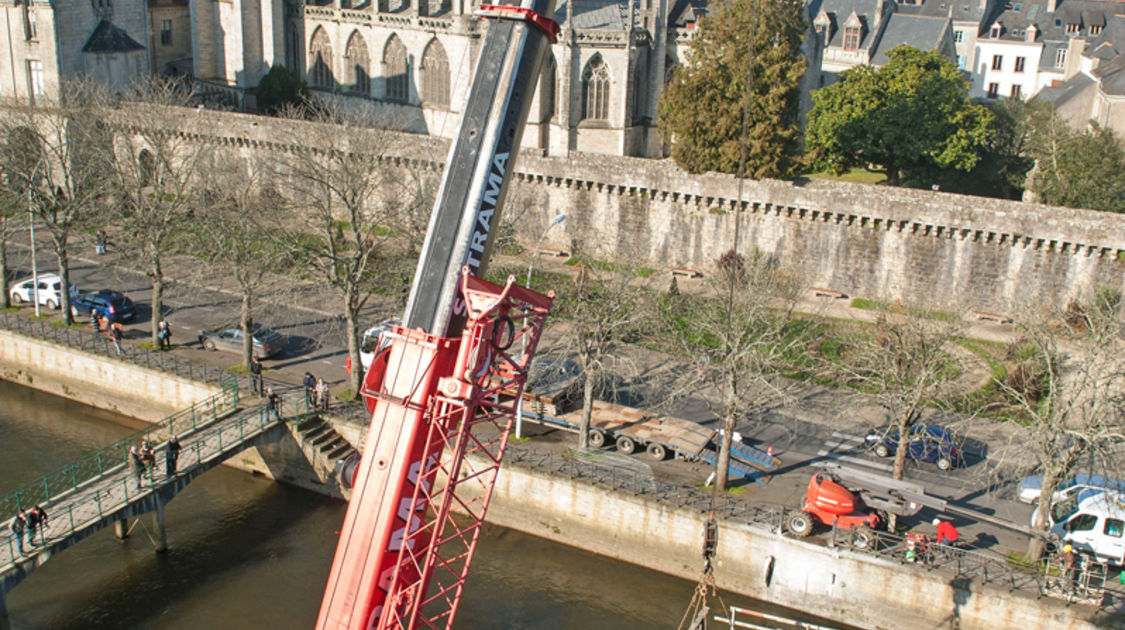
516;213;566;439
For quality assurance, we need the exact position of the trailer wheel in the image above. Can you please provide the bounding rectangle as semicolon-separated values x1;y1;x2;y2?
646;442;667;461
936;456;953;471
587;430;605;449
850;526;874;551
787;511;814;537
615;436;636;455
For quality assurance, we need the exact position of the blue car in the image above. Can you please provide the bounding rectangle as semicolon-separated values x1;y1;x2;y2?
864;424;963;471
69;290;137;323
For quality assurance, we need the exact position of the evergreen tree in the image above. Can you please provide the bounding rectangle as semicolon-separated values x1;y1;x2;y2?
256;65;310;115
806;46;993;186
658;0;807;178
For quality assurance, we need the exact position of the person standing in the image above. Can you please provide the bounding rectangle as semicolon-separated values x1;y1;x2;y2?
166;435;182;476
24;507;39;547
316;378;330;411
303;372;316;405
129;444;144;490
249;355;263;397
266;387;281;421
157;318;172;350
95;229;107;255
9;510;27;556
111;321;124;356
31;506;47;546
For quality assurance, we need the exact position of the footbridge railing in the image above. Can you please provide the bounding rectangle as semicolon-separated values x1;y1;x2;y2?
0;388;317;593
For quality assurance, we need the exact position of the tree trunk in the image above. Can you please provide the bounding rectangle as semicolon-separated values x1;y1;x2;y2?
344;286;362;397
150;253;164;347
55;243;72;325
578;369;594;450
240;290;254;368
0;231;9;309
892;414;909;481
1027;469;1060;561
714;412;735;492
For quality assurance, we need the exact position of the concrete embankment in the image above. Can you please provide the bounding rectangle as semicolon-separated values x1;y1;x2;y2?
0;332;1114;630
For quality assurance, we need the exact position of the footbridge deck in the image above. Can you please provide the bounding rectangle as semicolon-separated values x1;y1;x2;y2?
0;377;317;603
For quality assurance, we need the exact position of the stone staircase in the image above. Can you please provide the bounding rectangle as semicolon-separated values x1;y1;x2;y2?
288;417;358;495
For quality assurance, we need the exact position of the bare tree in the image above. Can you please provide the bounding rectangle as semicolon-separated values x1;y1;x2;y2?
108;78;215;346
273;102;418;396
823;305;967;482
669;249;809;492
556;249;658;450
0;79;113;323
0;189;21;308
995;291;1125;560
190;153;288;368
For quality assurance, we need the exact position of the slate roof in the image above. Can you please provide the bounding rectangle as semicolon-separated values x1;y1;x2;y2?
557;0;667;30
668;0;709;28
896;0;999;26
1093;55;1125;95
985;0;1120;43
1037;69;1096;104
82;19;145;54
812;0;884;50
871;13;950;63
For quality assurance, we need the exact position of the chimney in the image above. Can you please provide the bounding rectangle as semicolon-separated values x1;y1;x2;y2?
1047;0;1057;13
1026;23;1037;41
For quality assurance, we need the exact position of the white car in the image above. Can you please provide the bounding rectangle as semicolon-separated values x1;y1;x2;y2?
9;274;77;310
1017;473;1125;504
359;317;401;372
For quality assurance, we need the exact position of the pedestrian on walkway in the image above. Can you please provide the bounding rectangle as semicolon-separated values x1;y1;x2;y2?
267;387;281;421
303;372;316;405
24;507;39;547
157;318;172;350
249;355;263;397
9;510;27;555
111;321;124;356
166;435;182;476
316;378;330;411
141;440;155;476
129;444;144;490
31;506;47;546
95;229;107;255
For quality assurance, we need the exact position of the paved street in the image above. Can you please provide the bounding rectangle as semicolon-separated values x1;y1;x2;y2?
2;227;1053;561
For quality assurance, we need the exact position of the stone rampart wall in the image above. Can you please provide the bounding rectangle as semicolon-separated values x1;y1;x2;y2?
146;108;1125;312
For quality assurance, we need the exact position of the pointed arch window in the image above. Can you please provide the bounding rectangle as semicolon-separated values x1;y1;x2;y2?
309;28;334;88
345;32;370;95
581;55;610;122
384;35;408;103
421;39;449;107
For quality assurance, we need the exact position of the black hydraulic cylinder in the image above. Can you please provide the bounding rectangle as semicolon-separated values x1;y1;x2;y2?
403;0;557;338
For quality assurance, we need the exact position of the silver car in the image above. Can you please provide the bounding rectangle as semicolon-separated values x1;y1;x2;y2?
1017;473;1125;504
198;324;288;358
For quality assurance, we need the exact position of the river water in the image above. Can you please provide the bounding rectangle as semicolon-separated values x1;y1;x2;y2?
0;381;818;630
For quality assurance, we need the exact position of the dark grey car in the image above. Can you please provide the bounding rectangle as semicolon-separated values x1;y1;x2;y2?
198;324;288;358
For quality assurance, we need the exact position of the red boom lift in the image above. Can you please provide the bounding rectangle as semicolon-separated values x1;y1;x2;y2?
316;1;559;628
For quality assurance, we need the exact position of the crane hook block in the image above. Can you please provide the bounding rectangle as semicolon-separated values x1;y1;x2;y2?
476;4;561;43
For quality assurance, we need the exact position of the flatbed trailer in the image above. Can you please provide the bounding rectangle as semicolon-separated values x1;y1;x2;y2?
523;400;781;484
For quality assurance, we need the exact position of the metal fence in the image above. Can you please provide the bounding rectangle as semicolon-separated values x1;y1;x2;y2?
0;311;235;386
0;374;239;523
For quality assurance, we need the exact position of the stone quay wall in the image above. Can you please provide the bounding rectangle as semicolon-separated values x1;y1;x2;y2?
167;108;1125;313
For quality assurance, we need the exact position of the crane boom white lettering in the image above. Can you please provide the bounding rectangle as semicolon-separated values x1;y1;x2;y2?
455;152;509;318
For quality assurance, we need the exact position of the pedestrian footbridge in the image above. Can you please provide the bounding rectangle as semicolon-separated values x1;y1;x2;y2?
0;377;321;628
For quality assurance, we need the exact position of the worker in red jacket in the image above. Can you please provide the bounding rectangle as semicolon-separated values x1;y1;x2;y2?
933;517;959;549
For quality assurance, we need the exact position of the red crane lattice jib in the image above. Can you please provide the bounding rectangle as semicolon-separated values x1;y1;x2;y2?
318;271;553;630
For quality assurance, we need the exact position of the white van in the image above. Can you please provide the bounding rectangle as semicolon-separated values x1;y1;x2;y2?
1044;489;1125;566
359;317;400;372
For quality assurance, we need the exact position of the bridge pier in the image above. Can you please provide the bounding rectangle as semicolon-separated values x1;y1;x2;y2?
114;517;128;541
153;499;167;553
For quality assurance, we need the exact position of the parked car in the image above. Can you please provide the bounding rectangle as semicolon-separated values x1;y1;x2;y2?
359;316;401;372
198;324;288;358
9;274;77;310
69;290;137;323
1017;473;1125;505
864;424;964;471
